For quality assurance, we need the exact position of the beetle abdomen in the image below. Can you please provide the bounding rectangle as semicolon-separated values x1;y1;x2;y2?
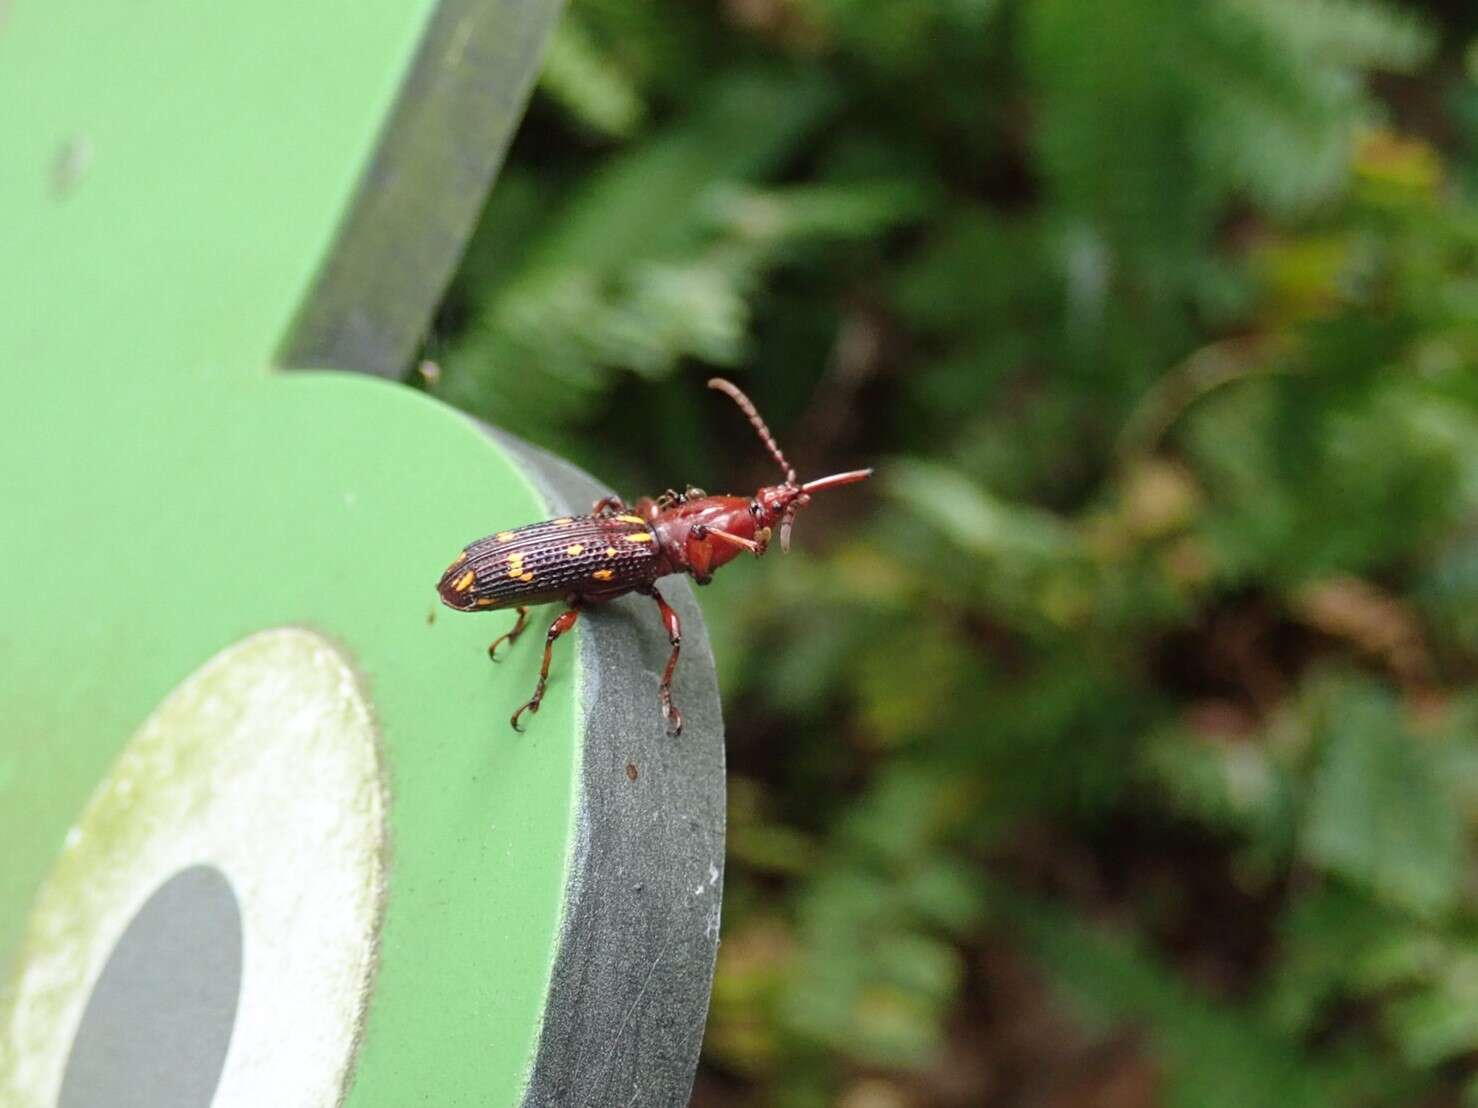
437;513;663;611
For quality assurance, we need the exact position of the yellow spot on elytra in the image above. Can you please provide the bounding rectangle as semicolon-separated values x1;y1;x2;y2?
453;551;468;564
495;531;515;542
552;517;573;526
452;570;475;592
616;514;645;525
605;546;618;558
625;532;654;544
566;543;585;556
593;569;615;581
475;597;497;607
507;552;526;579
520;571;536;583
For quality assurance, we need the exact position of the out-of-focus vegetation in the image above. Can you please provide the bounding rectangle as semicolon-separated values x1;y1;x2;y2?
425;1;1478;1103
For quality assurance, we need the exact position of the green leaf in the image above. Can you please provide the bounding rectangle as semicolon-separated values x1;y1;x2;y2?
994;884;1345;1108
885;458;1076;562
1263;884;1401;1036
1302;679;1463;919
706;180;933;243
1386;954;1478;1068
1138;726;1297;868
538;14;645;138
441;70;837;433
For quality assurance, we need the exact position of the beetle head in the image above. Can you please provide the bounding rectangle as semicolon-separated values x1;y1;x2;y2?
708;377;871;552
755;470;873;551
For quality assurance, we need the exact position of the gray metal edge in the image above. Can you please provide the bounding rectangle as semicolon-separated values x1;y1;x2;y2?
491;429;727;1108
277;0;566;378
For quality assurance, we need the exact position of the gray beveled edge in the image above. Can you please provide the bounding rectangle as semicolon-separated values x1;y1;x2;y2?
492;429;727;1108
277;0;565;378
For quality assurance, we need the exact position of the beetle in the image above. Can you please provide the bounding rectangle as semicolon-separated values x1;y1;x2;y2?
437;377;872;735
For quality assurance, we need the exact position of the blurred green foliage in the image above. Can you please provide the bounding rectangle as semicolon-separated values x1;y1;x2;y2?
427;0;1478;1103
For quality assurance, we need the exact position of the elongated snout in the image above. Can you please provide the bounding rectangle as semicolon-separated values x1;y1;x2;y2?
801;468;873;495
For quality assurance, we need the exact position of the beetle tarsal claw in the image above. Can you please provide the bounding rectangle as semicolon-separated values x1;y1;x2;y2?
511;700;540;731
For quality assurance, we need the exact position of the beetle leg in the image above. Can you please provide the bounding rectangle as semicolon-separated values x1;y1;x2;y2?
702;526;763;555
511;607;580;731
487;606;529;661
591;495;627;517
643;586;684;736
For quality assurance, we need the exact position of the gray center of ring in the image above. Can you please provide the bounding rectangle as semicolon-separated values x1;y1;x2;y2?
58;865;243;1108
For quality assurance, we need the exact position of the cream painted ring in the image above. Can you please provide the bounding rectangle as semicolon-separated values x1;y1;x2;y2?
0;628;388;1107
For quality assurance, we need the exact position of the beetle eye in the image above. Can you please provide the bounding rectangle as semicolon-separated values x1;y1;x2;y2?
749;500;761;518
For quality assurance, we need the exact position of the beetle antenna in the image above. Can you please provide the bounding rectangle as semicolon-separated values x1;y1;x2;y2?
708;378;796;484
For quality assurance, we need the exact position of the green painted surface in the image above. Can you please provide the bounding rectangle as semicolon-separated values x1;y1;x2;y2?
0;1;577;1103
0;0;430;379
5;628;387;1105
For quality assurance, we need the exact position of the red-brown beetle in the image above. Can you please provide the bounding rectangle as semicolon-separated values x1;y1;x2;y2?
437;377;871;734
